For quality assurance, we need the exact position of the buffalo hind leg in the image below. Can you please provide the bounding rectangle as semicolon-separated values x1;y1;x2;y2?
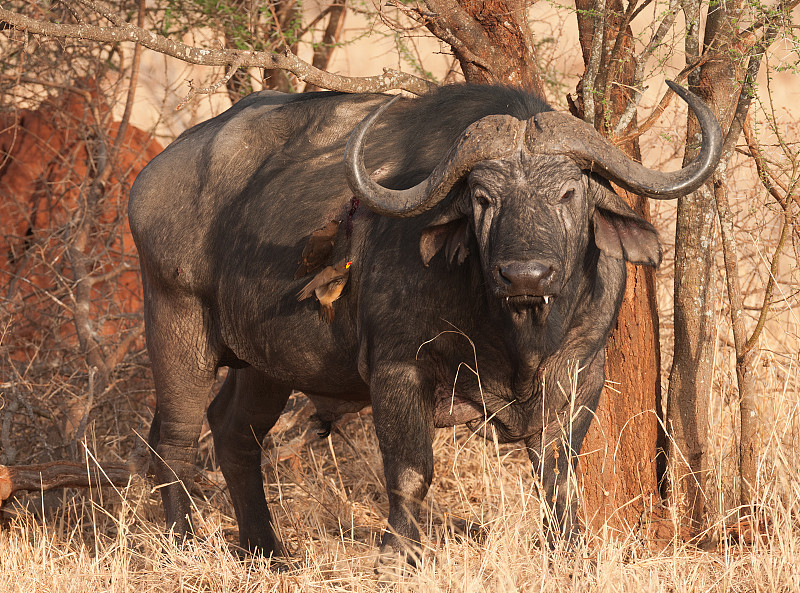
370;363;435;570
207;366;290;556
144;287;219;542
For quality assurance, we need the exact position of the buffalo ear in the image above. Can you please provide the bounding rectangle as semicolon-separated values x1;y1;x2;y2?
591;179;662;267
420;215;470;267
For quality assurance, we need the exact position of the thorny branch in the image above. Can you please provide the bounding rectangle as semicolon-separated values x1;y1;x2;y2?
611;54;709;146
176;56;245;110
708;0;797;506
612;0;681;136
0;3;436;95
580;0;606;126
611;0;800;143
743;117;800;229
65;0;146;402
741;120;798;352
714;4;791;361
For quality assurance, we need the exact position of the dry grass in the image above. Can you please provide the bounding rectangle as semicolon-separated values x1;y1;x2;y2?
2;374;799;593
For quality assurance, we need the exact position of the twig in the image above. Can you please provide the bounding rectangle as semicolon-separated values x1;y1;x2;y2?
0;4;436;95
0;73;94;100
628;0;655;22
744;215;792;354
612;0;681;136
739;0;800;37
743;116;800;223
176;56;245;110
600;0;640;131
611;54;709;146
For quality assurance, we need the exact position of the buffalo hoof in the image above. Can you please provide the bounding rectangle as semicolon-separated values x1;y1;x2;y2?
229;542;297;572
373;541;422;584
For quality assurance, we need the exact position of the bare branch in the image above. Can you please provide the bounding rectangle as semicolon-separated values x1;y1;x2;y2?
0;5;436;95
611;53;709;146
601;0;641;123
72;0;128;28
744;215;792;354
628;0;655;21
581;0;606;126
177;56;245;110
0;461;136;504
743;116;800;214
740;117;799;350
612;0;680;135
740;0;800;37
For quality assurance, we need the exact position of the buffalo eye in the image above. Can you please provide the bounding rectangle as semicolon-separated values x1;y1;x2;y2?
559;188;575;204
473;187;493;209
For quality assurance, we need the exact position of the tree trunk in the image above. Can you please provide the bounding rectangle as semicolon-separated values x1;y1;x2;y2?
423;0;544;95
667;0;746;528
572;0;664;534
303;0;347;92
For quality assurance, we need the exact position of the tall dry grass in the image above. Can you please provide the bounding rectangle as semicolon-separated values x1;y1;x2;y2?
1;357;798;593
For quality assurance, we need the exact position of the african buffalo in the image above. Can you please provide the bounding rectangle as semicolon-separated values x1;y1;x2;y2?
128;83;721;563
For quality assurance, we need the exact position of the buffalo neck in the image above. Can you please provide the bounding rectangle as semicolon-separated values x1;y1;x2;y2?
497;244;623;434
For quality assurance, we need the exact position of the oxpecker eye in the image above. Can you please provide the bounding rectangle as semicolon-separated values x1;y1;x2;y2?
560;188;575;204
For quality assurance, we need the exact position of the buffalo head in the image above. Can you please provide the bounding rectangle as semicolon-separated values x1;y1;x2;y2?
345;82;721;325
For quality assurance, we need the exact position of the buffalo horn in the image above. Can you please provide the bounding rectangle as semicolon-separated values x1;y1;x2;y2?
524;81;722;199
345;96;525;217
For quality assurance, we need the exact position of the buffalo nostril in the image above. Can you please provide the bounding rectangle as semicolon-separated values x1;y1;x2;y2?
496;265;514;286
539;266;556;286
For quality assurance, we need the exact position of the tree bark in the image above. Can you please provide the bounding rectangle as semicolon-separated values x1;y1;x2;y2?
423;0;544;94
667;0;746;528
573;0;664;534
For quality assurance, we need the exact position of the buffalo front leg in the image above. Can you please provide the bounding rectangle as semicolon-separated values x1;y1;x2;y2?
144;287;219;541
526;352;604;543
370;363;435;567
207;367;290;556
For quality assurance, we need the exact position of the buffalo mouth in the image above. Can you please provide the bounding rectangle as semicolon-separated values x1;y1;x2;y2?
501;294;555;306
492;261;560;308
433;392;533;443
496;292;557;322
